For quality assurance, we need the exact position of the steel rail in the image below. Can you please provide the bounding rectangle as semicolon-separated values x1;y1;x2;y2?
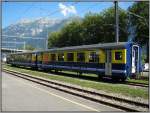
56;71;149;88
3;68;149;112
125;82;149;88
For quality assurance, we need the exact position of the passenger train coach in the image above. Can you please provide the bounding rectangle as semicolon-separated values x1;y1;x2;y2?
6;42;142;81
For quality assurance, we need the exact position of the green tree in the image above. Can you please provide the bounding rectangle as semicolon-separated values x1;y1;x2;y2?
48;31;61;48
59;20;84;47
82;12;105;44
48;20;84;48
101;7;128;42
25;44;35;50
82;8;128;44
128;1;149;62
48;7;128;48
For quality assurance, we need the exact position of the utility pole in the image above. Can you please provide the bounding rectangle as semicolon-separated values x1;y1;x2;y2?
24;41;26;50
14;39;16;53
46;29;48;50
115;1;119;43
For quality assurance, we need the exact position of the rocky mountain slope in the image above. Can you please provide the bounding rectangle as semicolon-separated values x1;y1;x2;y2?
2;17;80;49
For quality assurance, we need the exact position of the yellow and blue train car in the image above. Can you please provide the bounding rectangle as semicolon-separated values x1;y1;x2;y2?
7;51;37;68
7;42;142;81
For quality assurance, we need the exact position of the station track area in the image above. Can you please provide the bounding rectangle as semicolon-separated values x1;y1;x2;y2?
3;68;149;112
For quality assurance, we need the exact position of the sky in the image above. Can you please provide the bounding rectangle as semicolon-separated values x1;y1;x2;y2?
2;1;134;28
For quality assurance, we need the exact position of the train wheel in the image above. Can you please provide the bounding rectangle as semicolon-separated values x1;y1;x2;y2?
55;70;58;73
77;71;82;76
98;74;103;80
112;76;119;82
121;77;127;82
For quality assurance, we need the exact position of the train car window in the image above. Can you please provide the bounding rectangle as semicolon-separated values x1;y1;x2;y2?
37;53;43;64
32;53;36;62
20;55;23;62
20;54;23;62
26;54;32;63
25;54;28;62
77;52;85;62
51;54;56;61
115;52;122;60
43;53;49;61
89;52;99;62
58;53;64;61
67;53;74;61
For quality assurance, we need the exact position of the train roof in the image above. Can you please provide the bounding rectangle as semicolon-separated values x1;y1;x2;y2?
45;42;129;52
9;42;136;55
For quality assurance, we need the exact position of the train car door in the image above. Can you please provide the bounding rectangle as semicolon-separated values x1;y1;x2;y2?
132;45;139;73
105;50;112;75
37;52;43;64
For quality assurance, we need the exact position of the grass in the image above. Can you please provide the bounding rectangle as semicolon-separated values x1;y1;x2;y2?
2;64;149;99
128;79;149;84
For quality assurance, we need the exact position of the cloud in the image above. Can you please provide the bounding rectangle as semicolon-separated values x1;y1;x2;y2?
59;3;77;16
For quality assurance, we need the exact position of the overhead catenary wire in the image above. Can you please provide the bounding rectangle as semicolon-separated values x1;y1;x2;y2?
118;7;149;28
3;2;79;50
5;2;132;38
38;2;78;20
2;35;44;39
79;2;102;14
4;1;101;39
5;2;144;49
38;2;105;20
11;2;35;24
3;2;129;40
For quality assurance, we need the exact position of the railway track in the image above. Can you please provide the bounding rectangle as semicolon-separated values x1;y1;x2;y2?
48;71;149;88
125;81;149;88
46;70;149;88
3;68;149;112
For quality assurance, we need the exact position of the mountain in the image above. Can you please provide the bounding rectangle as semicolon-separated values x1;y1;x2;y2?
3;18;61;37
2;17;81;49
